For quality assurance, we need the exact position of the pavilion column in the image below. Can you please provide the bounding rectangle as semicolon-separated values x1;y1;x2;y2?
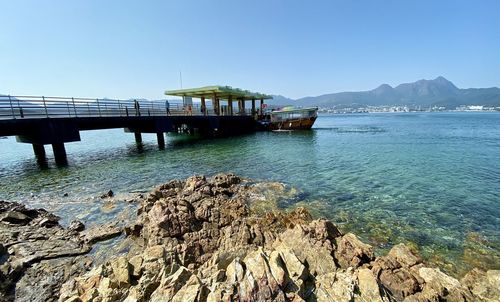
201;97;206;116
213;93;219;115
241;99;246;115
260;98;264;115
252;98;256;116
237;99;242;115
228;95;233;116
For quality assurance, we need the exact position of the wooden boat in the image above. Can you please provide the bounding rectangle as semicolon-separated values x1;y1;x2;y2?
268;106;318;130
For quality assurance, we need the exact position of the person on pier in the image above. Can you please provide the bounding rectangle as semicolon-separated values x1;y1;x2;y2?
134;100;141;116
165;100;171;115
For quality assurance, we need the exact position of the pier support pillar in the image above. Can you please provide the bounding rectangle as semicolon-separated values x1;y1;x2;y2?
252;99;256;116
228;96;233;116
157;132;165;149
134;132;142;143
32;144;46;163
52;143;67;165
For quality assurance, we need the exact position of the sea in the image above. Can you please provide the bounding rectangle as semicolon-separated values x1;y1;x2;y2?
1;112;499;276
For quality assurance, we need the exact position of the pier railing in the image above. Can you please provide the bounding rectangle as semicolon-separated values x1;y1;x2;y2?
0;95;232;120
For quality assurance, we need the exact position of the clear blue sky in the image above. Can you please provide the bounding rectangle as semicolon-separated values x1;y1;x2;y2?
1;0;499;99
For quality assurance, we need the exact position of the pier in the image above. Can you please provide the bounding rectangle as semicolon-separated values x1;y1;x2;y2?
0;86;272;164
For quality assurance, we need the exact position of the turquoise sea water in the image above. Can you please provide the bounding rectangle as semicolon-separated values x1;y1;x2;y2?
1;112;499;275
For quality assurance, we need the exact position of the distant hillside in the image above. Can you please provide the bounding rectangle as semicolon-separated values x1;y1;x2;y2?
270;77;500;108
267;95;295;106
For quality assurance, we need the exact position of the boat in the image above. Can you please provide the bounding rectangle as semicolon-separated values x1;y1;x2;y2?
267;106;318;130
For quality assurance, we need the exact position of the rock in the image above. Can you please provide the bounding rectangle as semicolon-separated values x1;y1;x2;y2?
0;211;30;224
0;201;94;302
39;174;498;302
80;223;122;244
387;243;421;268
68;220;85;232
129;255;143;278
461;269;500;301
226;258;245;283
37;216;60;228
335;233;374;268
101;190;114;199
109;256;131;287
315;270;356;302
357;268;384;302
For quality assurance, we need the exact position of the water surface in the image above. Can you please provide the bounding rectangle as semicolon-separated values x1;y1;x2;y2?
1;112;499;275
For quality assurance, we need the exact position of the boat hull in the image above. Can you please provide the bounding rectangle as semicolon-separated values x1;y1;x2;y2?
269;116;317;130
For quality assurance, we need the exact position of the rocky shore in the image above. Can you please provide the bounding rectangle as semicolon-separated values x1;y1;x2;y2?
1;174;499;301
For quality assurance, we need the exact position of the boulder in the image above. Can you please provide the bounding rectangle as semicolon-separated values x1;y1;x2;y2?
68;220;85;232
357;268;384;302
335;233;374;268
461;269;500;302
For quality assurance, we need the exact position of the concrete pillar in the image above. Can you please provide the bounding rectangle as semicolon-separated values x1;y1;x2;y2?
260;99;264;116
157;132;165;149
252;98;256;116
241;99;246;115
228;95;233;116
52;143;67;165
32;144;46;163
134;132;142;143
201;97;206;115
213;93;218;115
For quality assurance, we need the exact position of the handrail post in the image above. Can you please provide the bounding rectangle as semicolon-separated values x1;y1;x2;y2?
42;96;49;117
72;97;78;117
8;95;15;119
96;98;102;117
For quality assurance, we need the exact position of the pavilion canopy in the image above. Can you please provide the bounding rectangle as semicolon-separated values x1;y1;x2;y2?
165;86;273;101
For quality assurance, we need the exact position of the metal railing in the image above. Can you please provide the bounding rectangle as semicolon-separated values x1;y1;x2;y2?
0;95;238;120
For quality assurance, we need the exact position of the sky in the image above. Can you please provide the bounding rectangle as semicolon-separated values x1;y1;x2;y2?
1;0;499;100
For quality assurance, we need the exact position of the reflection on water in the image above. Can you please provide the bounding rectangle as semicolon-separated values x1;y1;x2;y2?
0;112;499;276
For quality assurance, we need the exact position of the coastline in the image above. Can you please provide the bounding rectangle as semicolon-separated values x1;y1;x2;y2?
1;174;498;301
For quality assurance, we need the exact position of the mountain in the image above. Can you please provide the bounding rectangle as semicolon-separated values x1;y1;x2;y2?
267;95;295;106
274;77;500;109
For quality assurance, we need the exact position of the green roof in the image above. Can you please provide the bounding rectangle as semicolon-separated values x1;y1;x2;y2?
165;86;273;100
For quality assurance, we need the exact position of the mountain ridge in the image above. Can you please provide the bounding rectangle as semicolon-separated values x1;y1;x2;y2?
269;77;500;108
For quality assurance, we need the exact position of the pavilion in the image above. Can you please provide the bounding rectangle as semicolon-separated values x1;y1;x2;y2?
165;86;273;116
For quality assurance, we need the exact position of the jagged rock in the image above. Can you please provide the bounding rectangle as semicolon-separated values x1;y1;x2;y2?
109;256;131;287
335;233;374;268
461;269;500;301
69;220;85;232
357;268;384;302
0;211;30;224
4;175;497;302
101;190;114;199
387;243;421;268
0;201;94;302
315;270;356;302
129;255;143;278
